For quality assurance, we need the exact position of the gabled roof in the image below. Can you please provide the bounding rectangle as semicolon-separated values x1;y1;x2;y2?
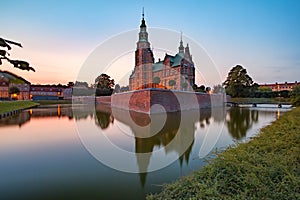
152;52;184;72
164;52;184;67
171;52;184;67
0;70;30;84
153;61;163;72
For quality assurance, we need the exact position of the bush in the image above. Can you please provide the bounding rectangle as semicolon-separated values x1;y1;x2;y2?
291;96;300;107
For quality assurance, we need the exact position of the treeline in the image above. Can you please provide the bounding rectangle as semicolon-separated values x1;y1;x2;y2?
72;74;129;96
250;90;290;98
223;65;300;106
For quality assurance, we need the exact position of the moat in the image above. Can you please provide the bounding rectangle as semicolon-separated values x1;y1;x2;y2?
0;104;290;199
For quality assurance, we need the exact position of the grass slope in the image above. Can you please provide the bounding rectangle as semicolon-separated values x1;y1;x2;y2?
0;101;39;114
147;107;300;200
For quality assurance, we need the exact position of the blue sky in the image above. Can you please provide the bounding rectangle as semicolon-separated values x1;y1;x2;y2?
1;0;299;86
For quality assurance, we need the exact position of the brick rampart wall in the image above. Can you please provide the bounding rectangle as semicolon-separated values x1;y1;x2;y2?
73;89;226;114
111;89;226;114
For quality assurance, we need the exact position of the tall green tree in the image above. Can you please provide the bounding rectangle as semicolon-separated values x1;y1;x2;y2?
95;73;115;89
9;86;20;95
223;65;254;97
95;73;115;96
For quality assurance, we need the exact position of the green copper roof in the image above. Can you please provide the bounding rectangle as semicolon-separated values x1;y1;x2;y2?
171;53;184;67
152;53;184;72
152;61;163;72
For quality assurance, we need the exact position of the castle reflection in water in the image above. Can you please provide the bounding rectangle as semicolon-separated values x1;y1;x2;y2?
0;104;279;186
0;104;275;157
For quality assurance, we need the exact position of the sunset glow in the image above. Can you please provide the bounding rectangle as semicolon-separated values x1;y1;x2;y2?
1;0;299;86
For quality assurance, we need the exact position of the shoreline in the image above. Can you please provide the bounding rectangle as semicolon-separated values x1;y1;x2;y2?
0;101;40;119
147;107;300;199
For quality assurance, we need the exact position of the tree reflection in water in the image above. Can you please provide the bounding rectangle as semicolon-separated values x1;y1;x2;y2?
95;111;114;129
226;107;259;139
1;104;280;190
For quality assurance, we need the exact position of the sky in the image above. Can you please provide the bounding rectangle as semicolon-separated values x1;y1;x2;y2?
1;0;299;86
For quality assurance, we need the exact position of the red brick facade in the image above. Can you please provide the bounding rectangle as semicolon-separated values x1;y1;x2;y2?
260;81;299;92
129;15;195;91
111;89;226;114
0;70;30;100
0;70;73;100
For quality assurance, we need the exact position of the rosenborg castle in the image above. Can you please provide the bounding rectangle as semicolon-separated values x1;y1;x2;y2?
129;13;195;91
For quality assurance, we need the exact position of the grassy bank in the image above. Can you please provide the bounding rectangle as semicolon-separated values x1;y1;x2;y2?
0;101;40;114
230;97;290;104
147;107;300;199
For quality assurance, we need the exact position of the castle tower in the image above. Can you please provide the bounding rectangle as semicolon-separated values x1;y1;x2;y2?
184;43;191;60
178;32;184;54
133;8;154;88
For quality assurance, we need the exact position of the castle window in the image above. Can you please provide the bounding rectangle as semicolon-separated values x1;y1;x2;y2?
183;67;187;74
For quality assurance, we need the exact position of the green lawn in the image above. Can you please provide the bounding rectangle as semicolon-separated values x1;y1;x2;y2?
0;101;40;114
147;107;300;200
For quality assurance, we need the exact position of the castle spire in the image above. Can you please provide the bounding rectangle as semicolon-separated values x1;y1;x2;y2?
184;43;191;60
137;7;150;48
140;7;146;28
178;31;184;53
135;8;153;66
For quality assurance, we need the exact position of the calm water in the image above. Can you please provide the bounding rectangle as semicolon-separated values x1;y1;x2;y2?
0;104;290;200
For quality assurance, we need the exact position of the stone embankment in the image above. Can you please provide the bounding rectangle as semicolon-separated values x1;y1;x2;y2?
72;89;227;114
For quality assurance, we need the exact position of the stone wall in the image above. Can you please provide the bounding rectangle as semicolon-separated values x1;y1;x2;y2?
72;89;227;114
72;96;111;105
112;90;150;113
111;88;226;114
96;96;111;105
